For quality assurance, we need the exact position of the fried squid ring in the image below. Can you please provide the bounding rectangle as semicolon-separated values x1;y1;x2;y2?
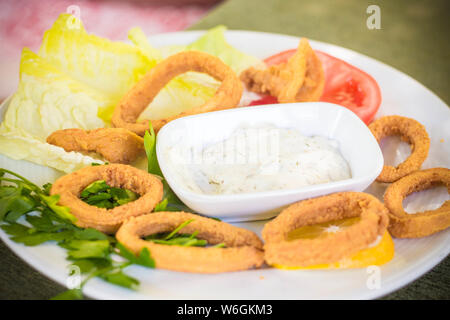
262;192;389;267
369;115;430;183
47;128;144;164
111;51;243;135
51;164;163;234
384;168;450;238
240;38;324;102
116;211;264;273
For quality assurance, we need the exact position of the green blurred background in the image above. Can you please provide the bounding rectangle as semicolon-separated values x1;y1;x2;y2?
191;0;450;105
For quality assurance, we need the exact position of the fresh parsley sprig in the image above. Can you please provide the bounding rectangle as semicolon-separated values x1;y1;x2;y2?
0;168;155;300
143;122;191;212
0;168;75;223
80;180;139;209
145;219;225;248
0;121;219;300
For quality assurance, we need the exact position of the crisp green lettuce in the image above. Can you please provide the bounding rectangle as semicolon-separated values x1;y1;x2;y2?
0;15;262;174
39;14;155;99
156;25;263;74
185;25;263;75
0;14;157;173
129;25;262;120
39;14;156;122
4;48;110;139
138;75;218;120
128;27;219;120
128;27;162;61
0;48;105;172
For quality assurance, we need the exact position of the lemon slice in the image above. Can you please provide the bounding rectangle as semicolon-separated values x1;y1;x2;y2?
286;216;361;241
274;216;395;270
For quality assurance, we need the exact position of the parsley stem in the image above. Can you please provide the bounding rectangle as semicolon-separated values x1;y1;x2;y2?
119;261;132;270
164;219;194;240
0;168;39;189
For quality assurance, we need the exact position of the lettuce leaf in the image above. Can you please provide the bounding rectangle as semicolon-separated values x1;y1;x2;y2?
0;48;105;173
185;25;263;75
159;25;263;74
128;27;162;61
39;14;155;99
128;28;219;120
38;14;156;123
129;25;262;120
0;16;262;173
0;14;158;173
4;48;111;139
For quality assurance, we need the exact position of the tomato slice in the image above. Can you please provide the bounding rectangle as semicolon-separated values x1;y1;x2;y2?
248;49;382;124
248;95;278;106
264;49;297;67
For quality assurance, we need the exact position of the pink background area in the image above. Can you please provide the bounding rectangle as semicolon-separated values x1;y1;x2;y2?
0;0;214;99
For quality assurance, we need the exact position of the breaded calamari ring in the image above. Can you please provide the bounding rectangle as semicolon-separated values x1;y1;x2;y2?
116;211;264;273
262;192;389;267
47;128;144;164
111;51;243;135
384;168;450;238
240;38;324;102
369;115;430;182
51;164;163;234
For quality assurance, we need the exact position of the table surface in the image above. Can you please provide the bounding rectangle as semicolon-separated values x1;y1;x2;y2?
1;0;449;300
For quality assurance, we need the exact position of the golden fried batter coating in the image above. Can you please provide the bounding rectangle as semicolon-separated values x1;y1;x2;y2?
51;164;163;234
111;51;243;135
262;192;389;267
116;211;264;273
369;115;430;183
240;38;324;102
384;168;450;238
47;128;144;164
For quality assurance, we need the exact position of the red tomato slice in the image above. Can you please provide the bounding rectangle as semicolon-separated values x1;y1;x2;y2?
264;49;297;67
249;49;382;124
248;95;278;106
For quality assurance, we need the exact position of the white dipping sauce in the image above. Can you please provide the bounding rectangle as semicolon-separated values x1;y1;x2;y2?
164;126;352;195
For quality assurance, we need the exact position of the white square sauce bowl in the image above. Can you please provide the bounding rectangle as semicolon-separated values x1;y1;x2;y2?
156;102;383;222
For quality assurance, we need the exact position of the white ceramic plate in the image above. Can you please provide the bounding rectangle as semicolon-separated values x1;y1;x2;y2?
1;30;449;300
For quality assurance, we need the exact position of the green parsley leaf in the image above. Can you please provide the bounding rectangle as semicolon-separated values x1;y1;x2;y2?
141;123;192;213
42;183;52;196
80;180;109;198
165;219;194;240
116;243;155;268
40;194;76;223
143;122;162;176
0;185;17;198
80;180;139;209
65;240;110;259
25;214;59;232
99;270;139;290
85;192;112;202
3;195;36;222
1;223;31;238
144;219;225;248
50;288;83;300
70;258;112;274
10;230;74;246
154;198;168;212
0;168;164;298
72;228;110;241
150;236;208;247
110;187;138;205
